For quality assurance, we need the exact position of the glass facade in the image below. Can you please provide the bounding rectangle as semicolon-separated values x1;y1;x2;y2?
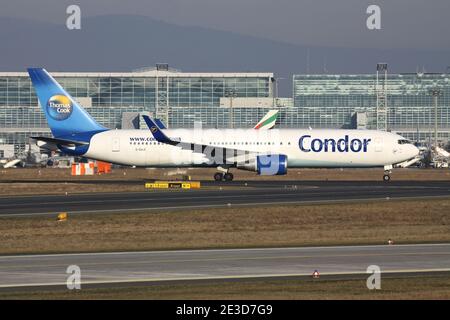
2;68;450;156
0;68;274;154
292;74;450;143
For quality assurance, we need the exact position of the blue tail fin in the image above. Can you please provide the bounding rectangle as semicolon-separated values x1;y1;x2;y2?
28;68;106;138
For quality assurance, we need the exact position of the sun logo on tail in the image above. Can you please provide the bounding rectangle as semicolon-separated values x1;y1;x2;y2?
47;95;73;120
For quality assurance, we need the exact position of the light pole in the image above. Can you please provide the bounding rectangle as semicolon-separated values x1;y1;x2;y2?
225;90;237;129
376;63;388;131
430;88;441;149
274;77;285;107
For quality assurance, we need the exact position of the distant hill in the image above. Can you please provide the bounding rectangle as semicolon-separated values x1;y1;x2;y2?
0;15;449;96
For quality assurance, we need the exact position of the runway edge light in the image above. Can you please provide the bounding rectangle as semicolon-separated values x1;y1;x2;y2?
57;212;68;222
312;270;320;279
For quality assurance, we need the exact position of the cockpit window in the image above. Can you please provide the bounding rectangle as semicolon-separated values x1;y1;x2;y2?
398;139;412;145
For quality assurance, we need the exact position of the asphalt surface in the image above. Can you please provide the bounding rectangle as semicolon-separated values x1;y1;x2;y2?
0;180;449;216
0;244;449;289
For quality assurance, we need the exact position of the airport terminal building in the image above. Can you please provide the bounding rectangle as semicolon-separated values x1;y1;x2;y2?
291;73;450;143
1;63;450;157
0;64;275;157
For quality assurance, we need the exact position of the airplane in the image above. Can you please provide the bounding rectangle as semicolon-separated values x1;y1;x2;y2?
28;68;419;182
35;110;275;153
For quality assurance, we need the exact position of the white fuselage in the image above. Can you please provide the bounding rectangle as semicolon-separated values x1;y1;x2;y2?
83;128;419;169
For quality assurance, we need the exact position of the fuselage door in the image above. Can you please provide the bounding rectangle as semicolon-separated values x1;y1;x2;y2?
374;138;382;152
112;137;120;152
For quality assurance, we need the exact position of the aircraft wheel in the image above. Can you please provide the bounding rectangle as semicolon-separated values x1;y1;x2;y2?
223;172;234;181
214;172;224;181
383;174;391;182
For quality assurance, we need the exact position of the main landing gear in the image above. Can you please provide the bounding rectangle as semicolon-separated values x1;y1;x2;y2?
214;172;234;181
214;168;234;181
214;172;223;181
383;165;392;182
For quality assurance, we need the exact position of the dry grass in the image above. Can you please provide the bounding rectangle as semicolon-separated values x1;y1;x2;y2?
2;275;450;300
0;198;449;255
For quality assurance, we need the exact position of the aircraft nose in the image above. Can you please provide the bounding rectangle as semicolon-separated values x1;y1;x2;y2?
411;145;420;157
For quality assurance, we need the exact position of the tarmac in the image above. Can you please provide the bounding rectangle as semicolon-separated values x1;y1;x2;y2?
0;180;449;216
0;244;449;290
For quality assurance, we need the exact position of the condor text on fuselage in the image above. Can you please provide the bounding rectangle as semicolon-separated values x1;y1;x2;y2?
299;135;371;153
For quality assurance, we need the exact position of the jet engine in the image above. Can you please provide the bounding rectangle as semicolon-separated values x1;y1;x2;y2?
237;154;288;175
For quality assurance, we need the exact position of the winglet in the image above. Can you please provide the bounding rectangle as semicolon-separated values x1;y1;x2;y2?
154;118;167;129
142;115;174;144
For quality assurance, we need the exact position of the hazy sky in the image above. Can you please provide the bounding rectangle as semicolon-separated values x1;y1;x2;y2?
2;0;450;50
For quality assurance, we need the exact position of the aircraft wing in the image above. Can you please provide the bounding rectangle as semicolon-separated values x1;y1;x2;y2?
142;115;255;164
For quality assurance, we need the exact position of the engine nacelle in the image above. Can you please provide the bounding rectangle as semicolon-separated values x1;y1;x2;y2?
237;154;288;175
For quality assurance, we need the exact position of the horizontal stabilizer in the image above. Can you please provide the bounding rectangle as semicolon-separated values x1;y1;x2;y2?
31;136;89;146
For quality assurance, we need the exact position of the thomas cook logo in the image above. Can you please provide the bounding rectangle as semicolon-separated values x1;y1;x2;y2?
47;95;73;120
